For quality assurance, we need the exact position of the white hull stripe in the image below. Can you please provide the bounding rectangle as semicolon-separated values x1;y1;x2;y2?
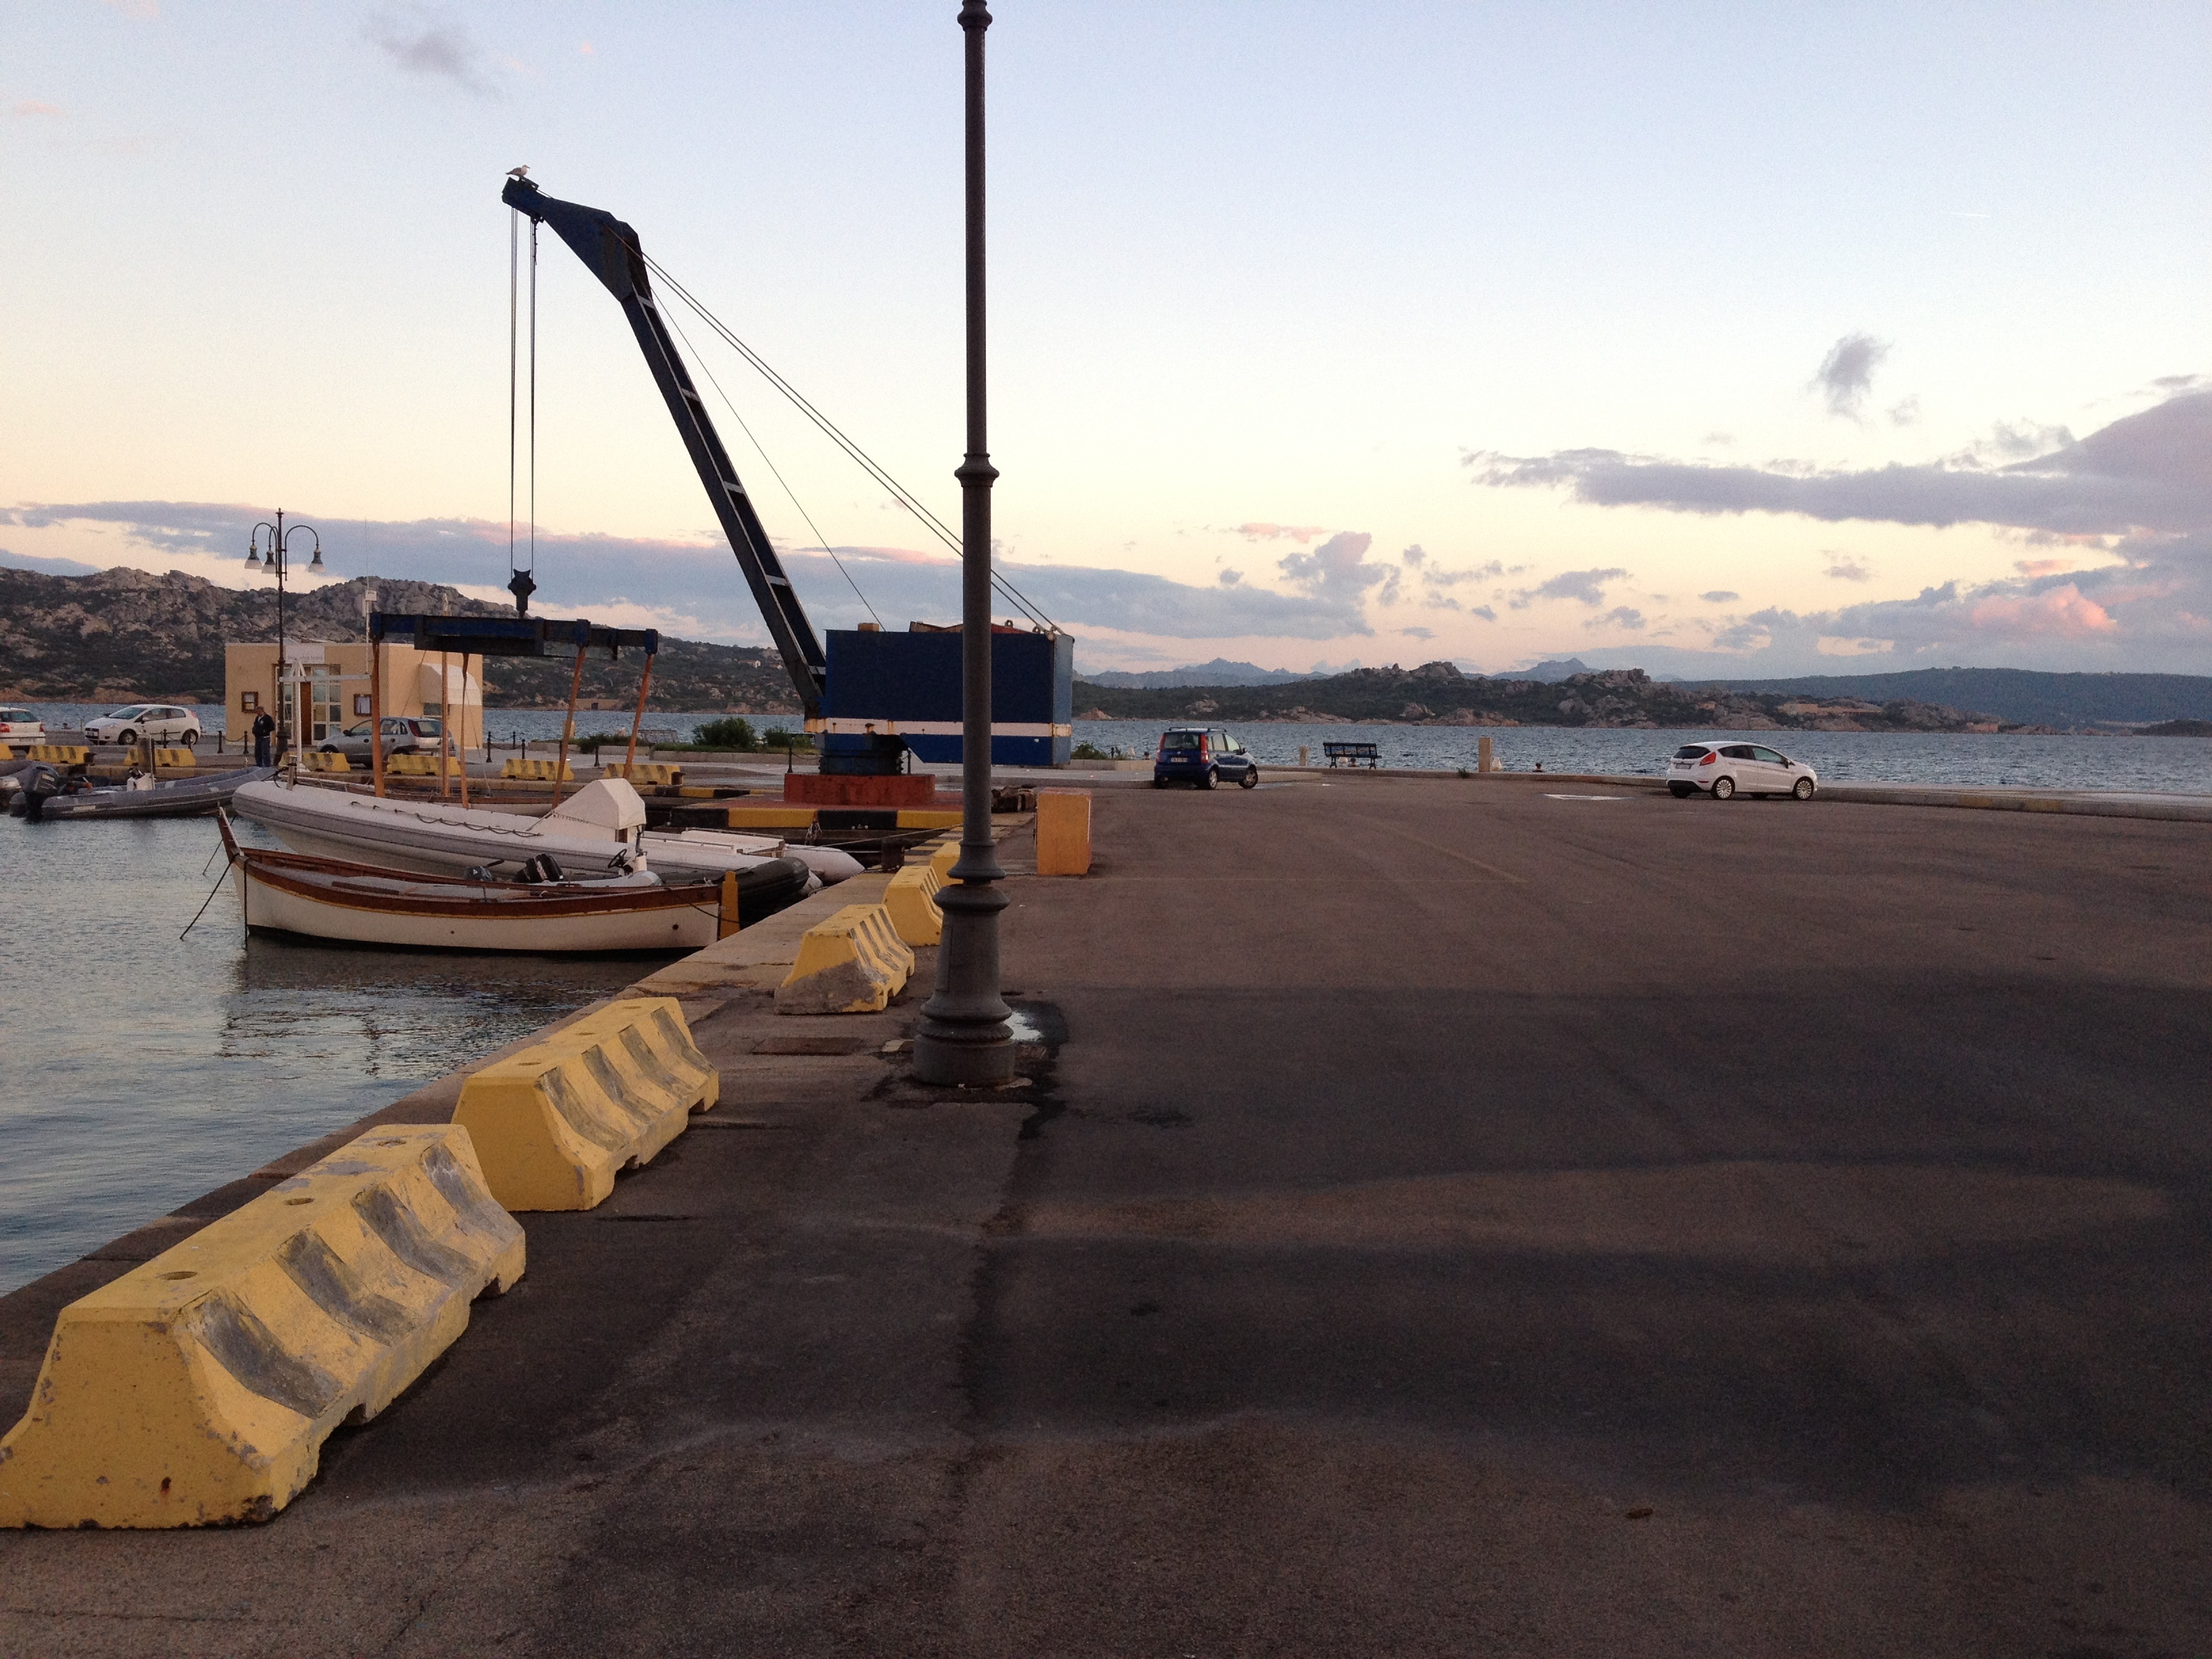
805;719;1072;738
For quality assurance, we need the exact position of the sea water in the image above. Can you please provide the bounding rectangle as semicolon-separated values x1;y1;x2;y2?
0;812;647;1296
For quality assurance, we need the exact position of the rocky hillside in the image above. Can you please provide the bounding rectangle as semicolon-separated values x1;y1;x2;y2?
1074;661;2019;733
0;567;802;713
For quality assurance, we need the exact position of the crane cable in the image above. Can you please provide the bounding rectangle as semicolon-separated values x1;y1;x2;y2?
633;245;1057;632
660;302;882;628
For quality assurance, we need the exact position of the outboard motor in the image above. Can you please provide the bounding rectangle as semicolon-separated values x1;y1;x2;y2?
18;762;63;821
516;853;565;885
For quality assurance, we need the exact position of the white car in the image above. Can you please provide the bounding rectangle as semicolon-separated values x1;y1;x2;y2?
0;708;43;744
85;703;203;747
1667;741;1818;800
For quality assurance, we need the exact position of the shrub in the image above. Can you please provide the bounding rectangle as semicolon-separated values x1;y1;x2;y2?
692;716;758;751
1071;741;1109;760
760;726;813;752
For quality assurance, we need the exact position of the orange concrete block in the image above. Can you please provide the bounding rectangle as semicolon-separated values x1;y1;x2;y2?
1035;790;1092;876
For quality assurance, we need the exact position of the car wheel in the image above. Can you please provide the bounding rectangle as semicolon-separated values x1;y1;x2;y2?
181;732;197;750
1152;777;1168;789
1201;767;1217;790
117;729;138;746
1711;776;1735;800
1238;767;1258;790
1668;782;1694;798
1793;777;1816;800
321;745;339;754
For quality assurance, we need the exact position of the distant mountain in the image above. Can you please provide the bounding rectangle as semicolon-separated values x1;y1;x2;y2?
1703;668;2212;728
1514;657;1593;682
0;566;800;714
1074;660;2002;732
1079;657;1324;689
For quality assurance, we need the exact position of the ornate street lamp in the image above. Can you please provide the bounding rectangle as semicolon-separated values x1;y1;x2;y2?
914;0;1015;1086
246;510;324;758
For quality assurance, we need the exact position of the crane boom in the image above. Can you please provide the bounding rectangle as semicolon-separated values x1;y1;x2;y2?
502;176;825;716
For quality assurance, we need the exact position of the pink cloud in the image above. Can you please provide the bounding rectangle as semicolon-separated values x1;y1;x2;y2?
1966;583;2117;638
1233;523;1328;544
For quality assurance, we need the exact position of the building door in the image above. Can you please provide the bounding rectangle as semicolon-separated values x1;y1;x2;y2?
307;665;342;745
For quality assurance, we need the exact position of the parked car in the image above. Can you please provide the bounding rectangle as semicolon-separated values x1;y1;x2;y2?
84;703;202;747
322;716;443;758
0;708;43;745
1667;741;1818;800
1153;726;1260;790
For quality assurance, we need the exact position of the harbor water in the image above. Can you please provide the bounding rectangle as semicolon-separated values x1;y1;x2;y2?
0;811;649;1296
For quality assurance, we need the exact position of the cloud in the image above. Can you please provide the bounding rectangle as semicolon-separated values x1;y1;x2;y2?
1400;544;1426;567
1811;332;1890;418
1466;389;2212;539
1233;522;1328;543
2;502;1387;647
1274;531;1393;631
10;101;63;119
1699;590;1739;603
1824;553;1874;582
366;12;498;95
1398;625;1435;640
1420;559;1502;588
1509;567;1628;609
1586;606;1646;632
1470;605;1497;622
1218;568;1242;586
1887;397;1921;427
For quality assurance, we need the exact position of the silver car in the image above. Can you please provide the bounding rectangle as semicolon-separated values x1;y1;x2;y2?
1667;741;1818;800
321;716;443;758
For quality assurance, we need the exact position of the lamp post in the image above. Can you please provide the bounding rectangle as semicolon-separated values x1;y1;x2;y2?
245;510;323;760
914;0;1015;1086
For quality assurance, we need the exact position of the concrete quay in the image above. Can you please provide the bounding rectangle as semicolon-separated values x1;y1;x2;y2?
4;781;2211;1655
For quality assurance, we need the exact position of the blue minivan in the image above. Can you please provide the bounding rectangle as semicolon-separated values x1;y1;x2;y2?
1153;726;1259;790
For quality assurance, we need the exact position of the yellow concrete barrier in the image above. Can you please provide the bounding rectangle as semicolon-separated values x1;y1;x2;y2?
453;996;718;1211
29;745;89;764
726;806;821;830
499;757;575;782
0;1126;521;1530
1036;790;1093;876
600;761;681;785
928;839;960;882
882;863;943;946
300;750;351;773
154;747;197;769
388;754;464;777
0;743;13;761
895;808;964;830
775;904;915;1015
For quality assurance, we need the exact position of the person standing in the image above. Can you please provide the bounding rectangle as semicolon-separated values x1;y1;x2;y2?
251;708;275;767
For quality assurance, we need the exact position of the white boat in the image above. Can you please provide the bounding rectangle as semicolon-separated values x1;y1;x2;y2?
216;813;812;953
232;775;862;887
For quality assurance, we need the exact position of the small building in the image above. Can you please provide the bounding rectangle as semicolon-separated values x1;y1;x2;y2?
223;641;483;752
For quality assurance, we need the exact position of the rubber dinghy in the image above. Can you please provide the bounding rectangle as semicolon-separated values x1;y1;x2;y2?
216;812;810;953
12;764;275;820
232;775;862;886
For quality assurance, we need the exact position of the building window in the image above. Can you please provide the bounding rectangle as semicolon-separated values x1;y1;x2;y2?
241;691;260;712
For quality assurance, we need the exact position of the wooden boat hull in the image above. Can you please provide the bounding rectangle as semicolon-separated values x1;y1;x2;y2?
217;823;808;954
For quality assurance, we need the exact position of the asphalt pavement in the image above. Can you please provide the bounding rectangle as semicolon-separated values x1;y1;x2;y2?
3;775;2208;1656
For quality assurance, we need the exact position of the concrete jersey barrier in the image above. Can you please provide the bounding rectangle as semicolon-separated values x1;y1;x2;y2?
776;903;916;1015
0;1126;523;1529
882;863;944;946
452;995;719;1211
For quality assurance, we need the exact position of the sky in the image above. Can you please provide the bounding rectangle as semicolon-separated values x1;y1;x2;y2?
3;1;2208;678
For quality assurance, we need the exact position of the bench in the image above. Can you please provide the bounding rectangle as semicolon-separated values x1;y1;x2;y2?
1323;741;1380;769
